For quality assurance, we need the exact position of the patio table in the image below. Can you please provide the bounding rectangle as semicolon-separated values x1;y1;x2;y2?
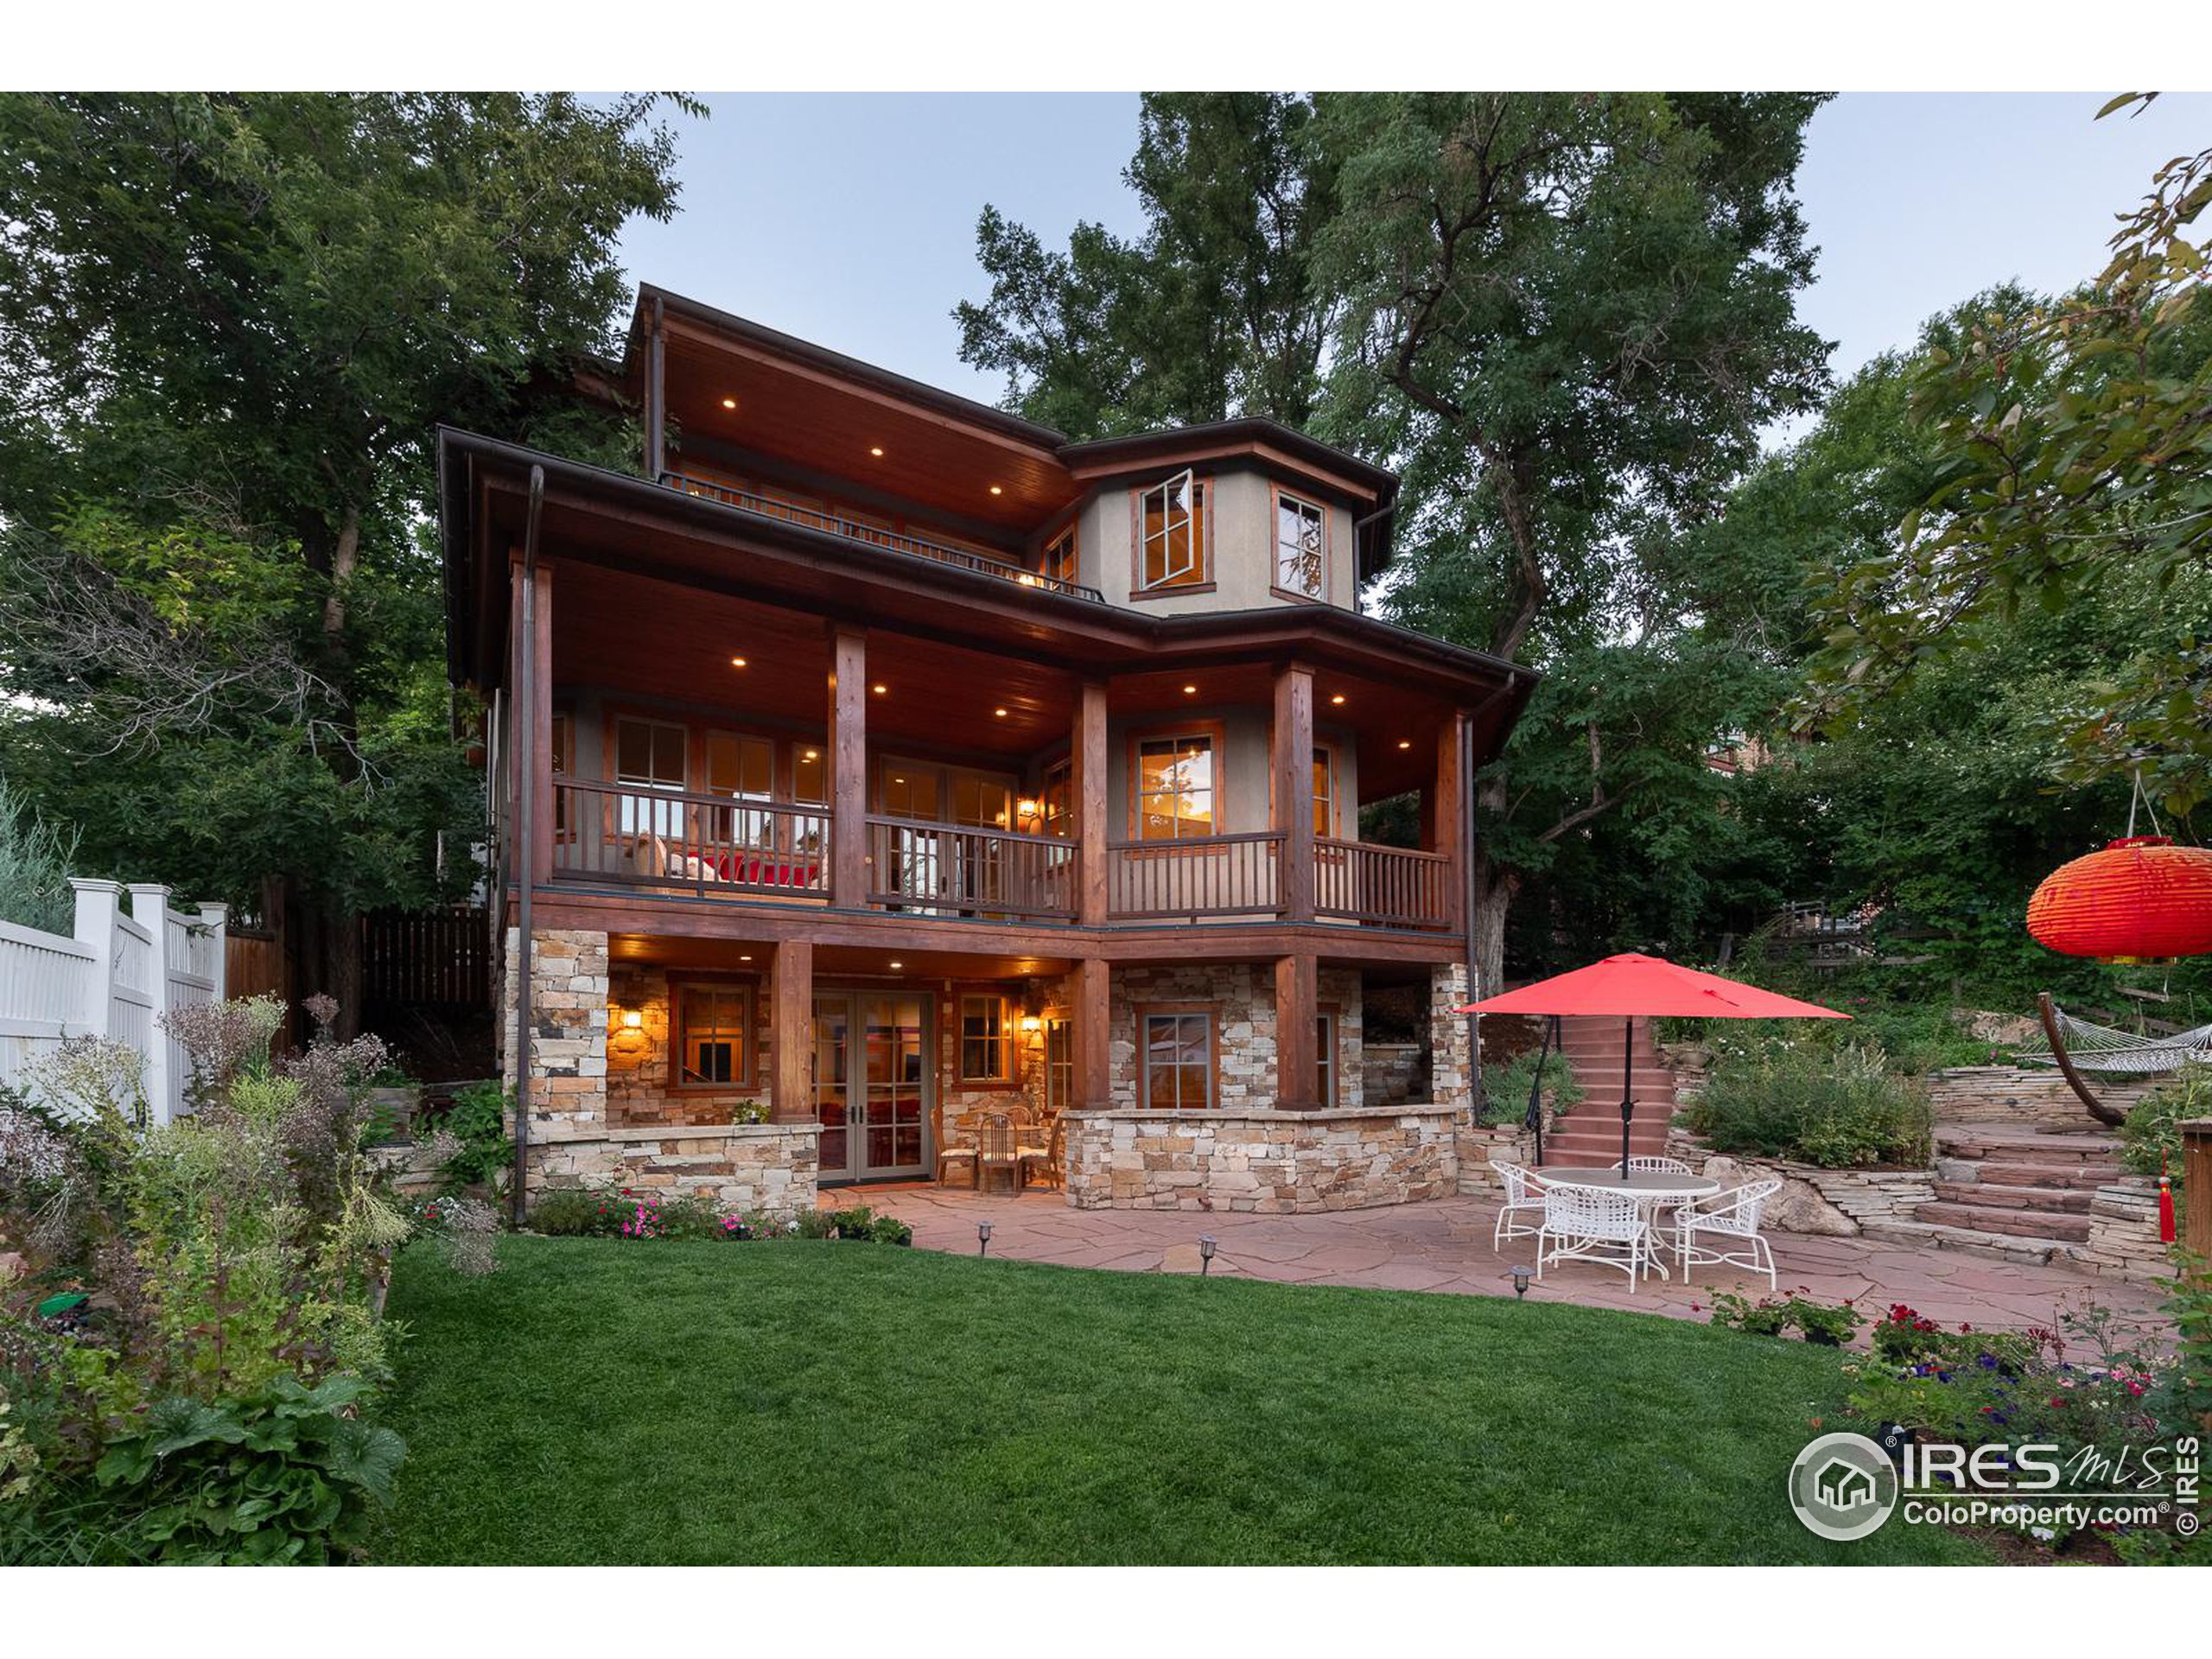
1532;1167;1720;1282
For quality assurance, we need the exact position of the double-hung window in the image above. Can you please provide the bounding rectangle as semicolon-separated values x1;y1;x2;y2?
706;731;775;850
1045;525;1078;588
1137;471;1207;592
615;717;686;838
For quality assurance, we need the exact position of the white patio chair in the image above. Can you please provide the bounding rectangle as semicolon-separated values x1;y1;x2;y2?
1628;1154;1696;1251
1535;1184;1657;1292
1490;1160;1548;1249
1675;1178;1782;1288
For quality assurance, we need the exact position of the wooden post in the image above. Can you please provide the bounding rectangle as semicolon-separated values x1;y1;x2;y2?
1273;660;1315;923
645;294;666;479
1074;679;1109;926
2183;1119;2212;1265
1274;952;1319;1111
1427;709;1471;937
1074;957;1110;1109
828;623;868;908
772;939;815;1123
529;561;555;888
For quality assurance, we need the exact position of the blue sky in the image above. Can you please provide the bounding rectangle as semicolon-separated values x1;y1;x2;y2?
615;92;2211;422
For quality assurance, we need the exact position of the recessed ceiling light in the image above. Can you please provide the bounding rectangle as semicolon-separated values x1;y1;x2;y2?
889;960;904;970
739;954;753;963
869;445;884;458
994;707;1008;717
1397;740;1413;749
730;655;747;668
988;485;1003;496
1330;694;1346;706
1182;684;1198;695
872;683;887;695
803;749;819;761
721;397;737;410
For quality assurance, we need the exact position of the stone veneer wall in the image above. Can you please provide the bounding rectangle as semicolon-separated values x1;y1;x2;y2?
1427;963;1472;1109
1662;1125;1931;1234
1063;1103;1459;1212
1106;963;1363;1111
606;963;773;1129
531;1123;819;1218
500;927;607;1132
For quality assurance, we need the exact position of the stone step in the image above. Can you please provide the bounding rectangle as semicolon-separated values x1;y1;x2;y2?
1973;1160;2125;1190
1859;1218;2088;1268
1914;1199;2094;1243
1931;1180;2094;1215
1935;1128;2122;1164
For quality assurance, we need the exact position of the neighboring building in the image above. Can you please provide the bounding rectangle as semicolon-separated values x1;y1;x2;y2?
437;286;1534;1215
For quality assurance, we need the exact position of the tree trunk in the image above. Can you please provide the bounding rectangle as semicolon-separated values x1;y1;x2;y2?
1469;855;1518;1003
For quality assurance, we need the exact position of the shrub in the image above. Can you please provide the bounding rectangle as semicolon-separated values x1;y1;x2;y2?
1683;1042;1931;1168
1478;1050;1584;1128
1706;1289;1864;1346
527;1187;615;1236
2120;1070;2209;1207
435;1081;514;1193
0;774;77;935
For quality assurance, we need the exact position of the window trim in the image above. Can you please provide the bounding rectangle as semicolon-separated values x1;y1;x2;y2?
671;976;758;1093
1128;474;1216;598
1042;523;1079;588
1125;721;1229;842
1268;484;1330;605
957;990;1016;1085
1135;1003;1218;1111
1311;740;1340;840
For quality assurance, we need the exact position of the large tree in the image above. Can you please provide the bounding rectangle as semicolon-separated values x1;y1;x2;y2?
1310;92;1832;990
0;93;690;1020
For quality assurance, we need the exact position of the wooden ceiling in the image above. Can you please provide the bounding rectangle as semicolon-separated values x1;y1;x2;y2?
609;932;1072;982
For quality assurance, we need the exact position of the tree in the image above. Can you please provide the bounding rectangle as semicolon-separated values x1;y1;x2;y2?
0;93;691;1020
1310;92;1833;990
956;92;1339;435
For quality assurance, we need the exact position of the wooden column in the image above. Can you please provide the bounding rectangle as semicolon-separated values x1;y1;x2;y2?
827;623;868;908
507;554;555;887
1074;957;1111;1109
1273;660;1315;923
645;295;666;479
1425;709;1471;938
1074;679;1109;926
2184;1118;2212;1262
1274;952;1320;1111
771;939;814;1123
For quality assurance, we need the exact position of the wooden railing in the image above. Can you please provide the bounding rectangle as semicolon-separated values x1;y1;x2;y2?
866;817;1078;921
1106;832;1285;920
1314;838;1452;929
551;779;830;900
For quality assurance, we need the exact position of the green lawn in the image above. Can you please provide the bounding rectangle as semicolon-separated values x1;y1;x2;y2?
376;1236;1987;1565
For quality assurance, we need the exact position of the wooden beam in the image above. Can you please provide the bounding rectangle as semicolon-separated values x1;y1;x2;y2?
1074;957;1111;1109
1429;708;1471;939
771;938;814;1123
645;295;666;479
530;560;555;887
828;623;868;907
1274;661;1316;924
1074;680;1109;926
1274;952;1319;1110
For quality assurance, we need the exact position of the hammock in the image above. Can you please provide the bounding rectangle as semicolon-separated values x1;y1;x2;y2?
2016;1005;2212;1075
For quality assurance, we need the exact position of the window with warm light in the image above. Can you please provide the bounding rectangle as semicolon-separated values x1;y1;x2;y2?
1313;747;1337;838
1137;471;1207;591
1274;490;1325;599
959;993;1013;1083
1141;1012;1212;1109
1044;525;1077;588
1045;1016;1073;1112
791;743;826;807
1316;1013;1336;1108
1136;734;1216;841
550;711;572;836
1042;758;1072;840
677;982;753;1089
615;717;686;836
706;731;774;849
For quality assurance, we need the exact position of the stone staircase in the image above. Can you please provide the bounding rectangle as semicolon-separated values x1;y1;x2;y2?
1541;1015;1678;1166
1859;1125;2127;1264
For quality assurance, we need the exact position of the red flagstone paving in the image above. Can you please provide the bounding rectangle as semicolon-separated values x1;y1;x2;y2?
840;1183;2176;1343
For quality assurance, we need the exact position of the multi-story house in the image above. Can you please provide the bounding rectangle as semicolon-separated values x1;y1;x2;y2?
438;286;1533;1215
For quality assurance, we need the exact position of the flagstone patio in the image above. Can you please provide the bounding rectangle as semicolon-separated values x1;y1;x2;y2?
844;1183;2177;1338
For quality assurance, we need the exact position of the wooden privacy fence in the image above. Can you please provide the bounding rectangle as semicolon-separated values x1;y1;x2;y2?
360;906;491;1010
0;878;227;1125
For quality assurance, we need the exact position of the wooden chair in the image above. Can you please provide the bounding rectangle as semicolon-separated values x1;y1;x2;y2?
976;1111;1022;1196
932;1103;977;1188
1020;1115;1066;1192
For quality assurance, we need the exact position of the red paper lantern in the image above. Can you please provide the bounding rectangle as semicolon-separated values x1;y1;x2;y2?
2027;836;2212;961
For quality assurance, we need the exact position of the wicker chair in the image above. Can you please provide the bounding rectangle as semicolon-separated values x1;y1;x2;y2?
1490;1160;1548;1249
976;1111;1022;1196
1536;1183;1658;1291
1675;1178;1782;1288
1020;1116;1066;1192
931;1103;976;1188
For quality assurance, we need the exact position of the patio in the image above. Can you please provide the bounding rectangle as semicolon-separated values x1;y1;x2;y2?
847;1183;2177;1336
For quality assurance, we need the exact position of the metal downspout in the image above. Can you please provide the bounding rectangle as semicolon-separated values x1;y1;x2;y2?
510;465;544;1226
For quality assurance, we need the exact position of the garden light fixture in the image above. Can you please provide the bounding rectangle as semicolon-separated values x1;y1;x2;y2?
1199;1235;1217;1274
1509;1265;1533;1299
977;1219;994;1256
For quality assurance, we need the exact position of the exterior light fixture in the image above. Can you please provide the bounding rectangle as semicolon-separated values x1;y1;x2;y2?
1330;694;1346;706
888;959;904;970
1199;1235;1217;1275
620;1009;644;1030
1182;684;1198;696
803;749;819;761
1020;1014;1043;1033
869;445;884;457
1397;740;1413;749
988;485;1003;496
873;683;888;696
739;955;753;963
1509;1265;1534;1299
977;1219;994;1256
721;397;737;410
730;656;747;668
994;707;1008;717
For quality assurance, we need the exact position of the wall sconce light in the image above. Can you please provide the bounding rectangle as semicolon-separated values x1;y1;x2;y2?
1198;1235;1217;1275
619;1008;644;1031
1015;797;1044;833
1020;1014;1043;1033
1508;1264;1534;1299
977;1219;994;1257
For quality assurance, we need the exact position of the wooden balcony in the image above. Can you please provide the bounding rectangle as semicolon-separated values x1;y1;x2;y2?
1314;838;1452;929
1105;832;1282;919
865;816;1078;922
551;780;830;901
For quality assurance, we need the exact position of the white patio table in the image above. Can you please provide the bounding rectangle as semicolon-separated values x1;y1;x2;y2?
1532;1166;1720;1281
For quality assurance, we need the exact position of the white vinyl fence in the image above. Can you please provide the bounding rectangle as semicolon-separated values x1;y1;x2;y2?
0;877;228;1125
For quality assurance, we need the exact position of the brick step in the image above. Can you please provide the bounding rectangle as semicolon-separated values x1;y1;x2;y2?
1972;1160;2126;1190
1859;1219;2087;1268
1913;1200;2094;1243
1931;1181;2094;1215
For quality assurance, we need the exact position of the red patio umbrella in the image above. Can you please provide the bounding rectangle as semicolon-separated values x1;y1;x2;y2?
1459;953;1849;1173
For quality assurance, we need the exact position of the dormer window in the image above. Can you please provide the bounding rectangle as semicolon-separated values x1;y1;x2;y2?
1135;471;1208;593
1274;489;1326;601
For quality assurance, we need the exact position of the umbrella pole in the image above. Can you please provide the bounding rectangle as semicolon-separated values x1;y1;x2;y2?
1620;1015;1633;1174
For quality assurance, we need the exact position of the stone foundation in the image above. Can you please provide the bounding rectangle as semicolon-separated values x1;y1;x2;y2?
1063;1103;1459;1212
1107;963;1363;1111
500;927;609;1133
526;1122;820;1220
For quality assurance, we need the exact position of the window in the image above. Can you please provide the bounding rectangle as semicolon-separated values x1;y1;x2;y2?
1045;525;1077;588
880;764;940;823
1141;1012;1212;1110
1045;1017;1073;1113
1136;734;1216;841
1137;471;1207;592
1041;758;1072;840
614;717;686;836
706;731;774;848
959;994;1013;1083
791;743;827;807
550;712;572;836
952;773;1013;831
1312;747;1337;838
1274;490;1325;599
1315;1013;1336;1108
677;982;753;1089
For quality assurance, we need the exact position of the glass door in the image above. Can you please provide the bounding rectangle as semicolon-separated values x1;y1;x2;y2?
813;995;852;1179
815;992;931;1182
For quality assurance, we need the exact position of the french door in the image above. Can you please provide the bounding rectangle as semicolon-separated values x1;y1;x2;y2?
814;992;931;1182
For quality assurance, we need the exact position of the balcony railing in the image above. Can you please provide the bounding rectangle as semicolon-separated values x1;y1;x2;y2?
551;779;830;901
1315;837;1452;929
865;817;1078;921
1106;832;1285;920
662;472;1106;602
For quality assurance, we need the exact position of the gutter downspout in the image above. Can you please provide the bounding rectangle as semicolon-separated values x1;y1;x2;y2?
510;465;544;1227
1461;703;1484;1121
1349;497;1395;619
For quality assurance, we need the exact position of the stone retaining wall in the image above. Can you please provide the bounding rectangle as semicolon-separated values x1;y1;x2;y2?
1064;1104;1459;1212
1921;1065;2156;1128
1663;1126;1932;1235
524;1122;820;1220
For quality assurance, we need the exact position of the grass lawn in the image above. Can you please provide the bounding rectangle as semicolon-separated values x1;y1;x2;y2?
376;1236;1988;1565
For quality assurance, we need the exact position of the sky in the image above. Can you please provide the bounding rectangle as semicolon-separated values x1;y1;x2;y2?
613;92;2212;428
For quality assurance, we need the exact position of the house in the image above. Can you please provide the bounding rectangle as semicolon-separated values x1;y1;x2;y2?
436;286;1534;1217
